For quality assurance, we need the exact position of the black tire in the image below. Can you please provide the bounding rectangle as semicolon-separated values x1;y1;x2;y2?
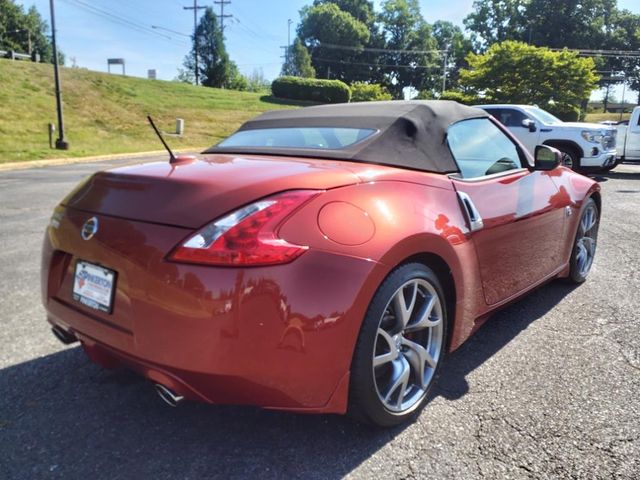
568;197;599;283
557;146;581;172
348;263;448;427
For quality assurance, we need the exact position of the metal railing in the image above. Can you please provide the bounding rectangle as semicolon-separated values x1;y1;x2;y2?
0;49;38;61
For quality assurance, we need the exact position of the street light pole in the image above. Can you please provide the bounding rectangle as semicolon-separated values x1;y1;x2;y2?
49;0;68;150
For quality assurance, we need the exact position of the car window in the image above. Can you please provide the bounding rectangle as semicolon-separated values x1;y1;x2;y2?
483;108;528;127
447;118;523;179
217;127;377;150
523;107;562;125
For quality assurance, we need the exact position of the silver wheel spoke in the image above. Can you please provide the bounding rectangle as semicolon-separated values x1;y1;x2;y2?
405;295;440;332
384;356;410;407
392;283;418;329
374;329;397;367
402;338;436;389
583;237;596;255
403;337;437;370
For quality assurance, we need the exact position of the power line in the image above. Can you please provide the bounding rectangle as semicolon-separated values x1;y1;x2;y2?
214;0;232;37
549;47;640;59
228;19;278;55
314;57;443;71
59;0;188;46
229;3;279;41
315;42;447;55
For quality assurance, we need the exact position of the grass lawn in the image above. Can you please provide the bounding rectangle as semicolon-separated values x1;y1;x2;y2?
584;112;632;123
0;59;307;163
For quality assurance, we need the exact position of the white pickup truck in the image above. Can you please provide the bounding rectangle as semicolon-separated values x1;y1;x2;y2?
614;106;640;162
477;104;618;171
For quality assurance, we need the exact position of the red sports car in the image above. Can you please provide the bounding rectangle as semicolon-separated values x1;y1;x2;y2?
42;101;600;426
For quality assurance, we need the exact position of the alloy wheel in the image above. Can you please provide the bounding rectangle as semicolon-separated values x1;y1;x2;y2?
372;278;444;413
561;152;574;169
575;203;598;278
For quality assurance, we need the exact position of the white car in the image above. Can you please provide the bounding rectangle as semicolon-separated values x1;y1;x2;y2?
476;104;617;171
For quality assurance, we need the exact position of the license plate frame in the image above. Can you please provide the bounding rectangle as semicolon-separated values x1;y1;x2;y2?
72;260;117;314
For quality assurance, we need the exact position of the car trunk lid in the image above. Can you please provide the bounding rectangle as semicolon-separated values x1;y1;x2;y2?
62;154;361;228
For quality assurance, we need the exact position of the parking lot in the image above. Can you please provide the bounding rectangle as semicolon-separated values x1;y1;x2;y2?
1;158;638;479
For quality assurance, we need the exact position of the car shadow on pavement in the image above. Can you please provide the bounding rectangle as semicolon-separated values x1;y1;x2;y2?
591;167;640;183
0;281;577;480
433;280;577;401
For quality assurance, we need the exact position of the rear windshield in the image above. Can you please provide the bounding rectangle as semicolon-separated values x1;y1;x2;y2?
217;127;377;150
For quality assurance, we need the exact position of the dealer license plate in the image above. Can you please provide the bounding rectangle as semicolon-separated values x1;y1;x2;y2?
72;261;116;313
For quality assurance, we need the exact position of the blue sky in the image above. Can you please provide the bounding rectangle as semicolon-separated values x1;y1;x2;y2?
15;0;640;94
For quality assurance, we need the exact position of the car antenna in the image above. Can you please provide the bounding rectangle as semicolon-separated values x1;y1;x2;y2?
147;115;177;164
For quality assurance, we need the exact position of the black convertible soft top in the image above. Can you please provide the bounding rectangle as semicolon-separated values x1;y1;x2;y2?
203;100;489;173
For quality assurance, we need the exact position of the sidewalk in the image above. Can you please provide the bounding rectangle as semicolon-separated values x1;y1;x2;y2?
0;148;201;172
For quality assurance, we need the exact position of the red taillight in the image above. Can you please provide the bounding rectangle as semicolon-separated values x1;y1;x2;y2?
169;190;320;266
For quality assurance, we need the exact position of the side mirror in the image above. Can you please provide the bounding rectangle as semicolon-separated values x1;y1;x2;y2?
522;119;537;132
534;145;561;171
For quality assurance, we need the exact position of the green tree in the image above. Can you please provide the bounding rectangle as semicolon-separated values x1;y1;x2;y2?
464;0;617;50
350;81;392;101
183;7;232;88
463;0;528;50
432;20;474;90
226;62;248;91
0;0;59;63
608;8;640;104
313;0;376;27
378;0;440;98
245;68;271;92
460;41;599;114
298;2;370;82
524;0;617;49
310;1;387;83
281;38;316;78
464;1;640;103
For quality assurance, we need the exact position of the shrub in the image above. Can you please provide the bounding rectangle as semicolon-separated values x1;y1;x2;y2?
272;76;351;104
350;82;392;102
416;90;435;100
438;90;478;105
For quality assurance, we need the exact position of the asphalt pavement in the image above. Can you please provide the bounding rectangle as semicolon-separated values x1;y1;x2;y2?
0;157;638;479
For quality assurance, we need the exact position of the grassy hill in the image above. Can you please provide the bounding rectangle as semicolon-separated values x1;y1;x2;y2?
0;59;304;163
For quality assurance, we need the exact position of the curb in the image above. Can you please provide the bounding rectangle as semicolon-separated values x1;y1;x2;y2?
0;148;203;172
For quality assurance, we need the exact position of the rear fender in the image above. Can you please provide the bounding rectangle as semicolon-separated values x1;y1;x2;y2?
280;180;485;352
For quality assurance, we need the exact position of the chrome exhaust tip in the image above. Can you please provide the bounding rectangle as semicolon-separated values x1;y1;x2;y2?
51;326;78;345
154;384;184;407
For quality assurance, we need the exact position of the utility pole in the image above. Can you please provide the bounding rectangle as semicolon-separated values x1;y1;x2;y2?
183;0;205;86
49;0;68;150
214;0;232;38
620;75;627;122
441;44;450;94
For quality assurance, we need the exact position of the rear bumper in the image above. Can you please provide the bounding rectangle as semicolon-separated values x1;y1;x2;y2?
42;209;380;413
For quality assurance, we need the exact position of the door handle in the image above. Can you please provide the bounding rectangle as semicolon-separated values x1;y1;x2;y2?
457;191;484;232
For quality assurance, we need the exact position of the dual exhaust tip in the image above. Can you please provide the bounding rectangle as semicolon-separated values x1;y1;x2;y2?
51;327;184;408
154;383;184;407
51;326;78;345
